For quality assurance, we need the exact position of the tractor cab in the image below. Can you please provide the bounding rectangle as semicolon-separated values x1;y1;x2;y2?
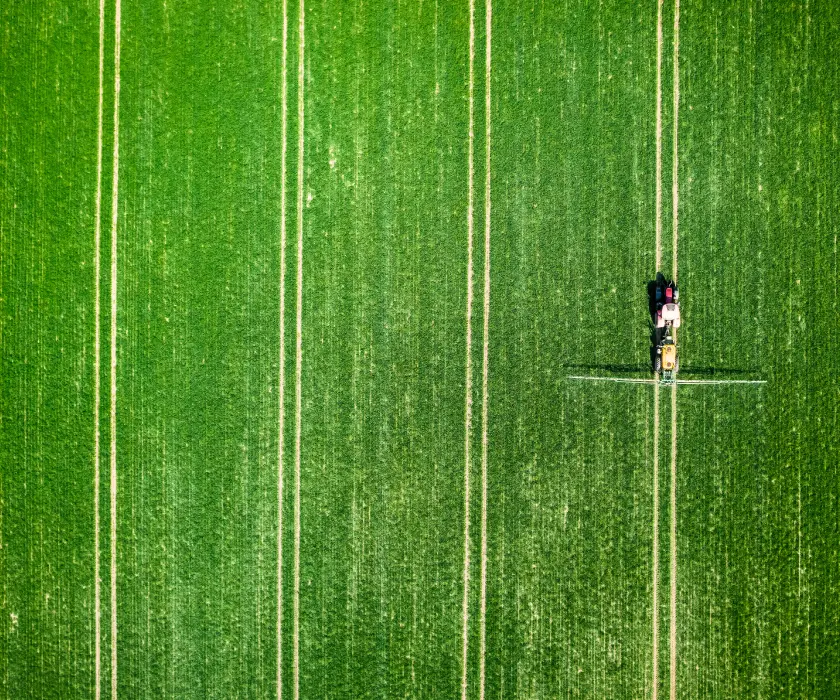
659;302;681;328
654;279;681;329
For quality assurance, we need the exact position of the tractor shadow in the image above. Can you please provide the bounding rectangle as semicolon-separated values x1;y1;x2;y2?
565;363;650;375
645;274;756;377
566;276;668;375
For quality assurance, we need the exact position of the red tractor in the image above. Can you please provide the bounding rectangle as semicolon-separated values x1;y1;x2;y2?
654;279;680;330
652;279;681;381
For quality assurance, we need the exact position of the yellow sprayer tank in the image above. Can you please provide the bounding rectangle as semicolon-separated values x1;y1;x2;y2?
662;343;677;371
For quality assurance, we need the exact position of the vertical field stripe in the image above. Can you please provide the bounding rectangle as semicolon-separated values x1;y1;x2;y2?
292;1;304;699
460;0;476;697
669;384;678;700
109;0;122;696
672;0;680;279
652;382;660;700
654;0;663;272
652;2;665;697
478;1;491;699
670;5;680;698
92;0;105;696
277;0;289;696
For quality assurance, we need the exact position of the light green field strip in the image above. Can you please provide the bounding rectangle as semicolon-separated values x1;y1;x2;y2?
276;0;289;697
0;0;101;697
653;2;680;696
671;0;680;278
116;0;288;696
669;4;679;699
487;1;657;697
298;0;469;696
668;382;677;700
276;0;288;695
677;0;840;696
93;0;106;696
108;1;121;697
477;1;492;698
655;0;664;273
460;0;476;696
652;382;661;700
292;3;304;700
652;2;664;698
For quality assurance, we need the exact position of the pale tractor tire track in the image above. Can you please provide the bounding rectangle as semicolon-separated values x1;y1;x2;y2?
669;383;678;700
670;2;680;699
654;0;664;274
652;382;661;700
93;0;106;697
292;1;305;699
652;0;664;698
109;0;122;697
478;1;491;699
277;0;289;697
460;0;476;698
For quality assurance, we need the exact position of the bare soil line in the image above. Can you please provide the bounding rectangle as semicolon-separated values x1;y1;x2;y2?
652;381;660;700
655;0;664;272
93;0;106;695
292;2;305;699
652;0;665;696
109;0;122;696
478;1;492;698
277;0;289;696
670;4;680;698
670;384;678;700
672;0;680;279
461;0;476;697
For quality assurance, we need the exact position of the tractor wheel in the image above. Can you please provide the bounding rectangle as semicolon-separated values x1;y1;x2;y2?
675;357;680;373
654;356;662;372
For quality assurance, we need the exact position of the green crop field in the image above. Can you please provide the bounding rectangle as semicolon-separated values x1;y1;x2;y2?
1;0;838;698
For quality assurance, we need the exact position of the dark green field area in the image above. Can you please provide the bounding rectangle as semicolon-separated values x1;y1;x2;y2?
1;0;838;698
